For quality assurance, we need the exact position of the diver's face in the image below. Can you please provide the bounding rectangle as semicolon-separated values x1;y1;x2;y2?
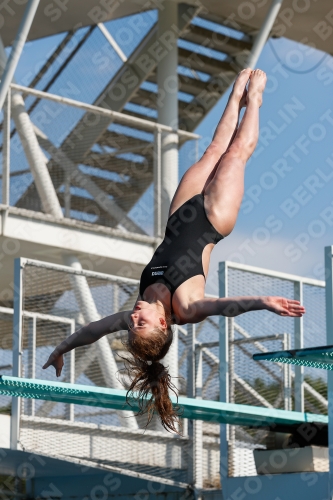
128;301;167;338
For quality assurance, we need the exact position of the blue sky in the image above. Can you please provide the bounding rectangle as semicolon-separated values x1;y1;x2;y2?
9;17;333;293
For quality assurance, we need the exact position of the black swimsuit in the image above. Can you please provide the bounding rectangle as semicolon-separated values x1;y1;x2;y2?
139;194;224;298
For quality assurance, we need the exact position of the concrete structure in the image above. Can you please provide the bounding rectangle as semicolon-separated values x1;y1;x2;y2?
0;449;194;500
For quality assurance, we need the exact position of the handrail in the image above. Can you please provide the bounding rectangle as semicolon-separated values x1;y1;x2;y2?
225;260;325;287
19;257;140;285
10;83;200;140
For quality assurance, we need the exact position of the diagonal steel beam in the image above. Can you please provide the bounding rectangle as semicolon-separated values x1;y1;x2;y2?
25;26;95;118
63;254;138;430
247;0;284;68
234;373;273;409
179;69;238;132
34;126;144;234
0;0;40;111
58;4;199;165
0;39;63;219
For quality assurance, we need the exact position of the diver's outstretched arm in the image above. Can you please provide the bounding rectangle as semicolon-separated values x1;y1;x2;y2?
182;296;305;324
43;310;131;376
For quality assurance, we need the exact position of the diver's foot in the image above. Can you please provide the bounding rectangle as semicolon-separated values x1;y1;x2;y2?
230;68;252;108
247;69;267;107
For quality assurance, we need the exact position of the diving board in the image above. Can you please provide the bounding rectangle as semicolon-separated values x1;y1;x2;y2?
253;344;333;371
0;375;328;428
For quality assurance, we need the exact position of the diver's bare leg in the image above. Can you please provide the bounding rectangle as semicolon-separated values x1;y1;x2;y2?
168;68;252;217
204;69;267;236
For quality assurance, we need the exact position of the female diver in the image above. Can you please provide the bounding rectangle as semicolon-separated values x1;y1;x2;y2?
43;69;305;432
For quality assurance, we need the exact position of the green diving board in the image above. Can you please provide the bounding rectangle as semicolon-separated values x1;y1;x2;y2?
253;344;333;371
0;375;328;428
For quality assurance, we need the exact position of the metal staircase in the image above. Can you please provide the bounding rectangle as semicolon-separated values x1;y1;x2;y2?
10;9;255;234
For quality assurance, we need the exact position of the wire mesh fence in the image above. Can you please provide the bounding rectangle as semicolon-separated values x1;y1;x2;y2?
16;259;187;483
20;262;135;423
11;258;217;487
7;257;327;486
222;263;326;478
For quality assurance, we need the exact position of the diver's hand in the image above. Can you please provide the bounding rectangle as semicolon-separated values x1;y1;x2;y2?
43;350;64;377
264;296;305;317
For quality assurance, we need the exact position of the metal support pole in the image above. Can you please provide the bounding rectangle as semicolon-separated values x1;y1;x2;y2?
2;89;10;205
195;347;203;491
157;2;179;229
325;246;333;499
187;325;196;399
228;319;235;406
163;326;178;391
64;170;71;218
26;316;36;416
246;0;284;69
294;281;304;412
219;261;229;494
228;318;235;476
113;282;119;313
65;321;75;421
283;333;292;411
97;23;127;63
0;38;63;219
187;323;196;485
161;327;179;430
154;128;162;238
63;255;138;430
0;0;40;111
11;258;23;450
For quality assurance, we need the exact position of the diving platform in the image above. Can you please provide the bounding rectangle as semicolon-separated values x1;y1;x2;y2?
254;344;333;371
0;375;328;429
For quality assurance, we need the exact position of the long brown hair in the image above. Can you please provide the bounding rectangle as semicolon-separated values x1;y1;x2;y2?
123;325;181;433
